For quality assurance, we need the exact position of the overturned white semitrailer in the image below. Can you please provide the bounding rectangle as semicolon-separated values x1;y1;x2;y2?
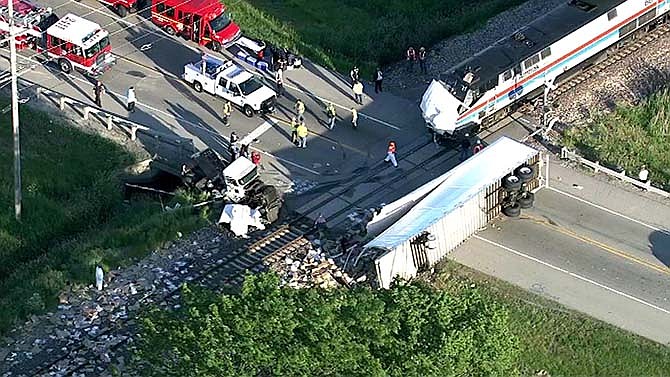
364;136;541;288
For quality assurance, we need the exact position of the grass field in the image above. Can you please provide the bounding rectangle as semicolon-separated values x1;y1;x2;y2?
435;261;670;376
228;0;526;75
0;101;207;334
562;89;670;191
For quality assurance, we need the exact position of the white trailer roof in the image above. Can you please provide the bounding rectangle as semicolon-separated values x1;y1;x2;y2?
365;136;538;251
47;13;107;49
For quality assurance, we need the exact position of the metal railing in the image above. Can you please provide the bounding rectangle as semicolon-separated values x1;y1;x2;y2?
560;147;670;198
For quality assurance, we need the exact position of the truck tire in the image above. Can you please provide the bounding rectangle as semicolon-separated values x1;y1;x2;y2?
515;165;535;183
503;202;521;217
116;4;128;17
58;58;72;73
209;41;222;52
193;81;203;92
260;185;279;204
243;105;254;118
165;25;176;36
502;174;522;192
518;192;535;209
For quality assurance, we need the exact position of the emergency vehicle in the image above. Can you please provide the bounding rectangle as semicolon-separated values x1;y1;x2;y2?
41;13;116;76
182;54;276;117
227;36;302;75
0;0;55;50
98;0;147;17
151;0;240;52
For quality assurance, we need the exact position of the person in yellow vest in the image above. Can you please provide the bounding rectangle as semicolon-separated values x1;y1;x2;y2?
296;121;308;148
222;100;232;127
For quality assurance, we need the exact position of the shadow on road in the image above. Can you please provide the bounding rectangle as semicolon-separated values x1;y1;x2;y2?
650;230;670;267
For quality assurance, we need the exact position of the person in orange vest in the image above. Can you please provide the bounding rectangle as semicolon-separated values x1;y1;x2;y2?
251;151;261;166
384;141;398;167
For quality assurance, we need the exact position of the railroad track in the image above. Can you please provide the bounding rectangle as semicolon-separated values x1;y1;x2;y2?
547;22;670;102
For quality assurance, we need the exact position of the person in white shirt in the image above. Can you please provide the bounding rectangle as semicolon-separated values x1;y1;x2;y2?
352;80;363;104
638;165;649;184
126;87;136;113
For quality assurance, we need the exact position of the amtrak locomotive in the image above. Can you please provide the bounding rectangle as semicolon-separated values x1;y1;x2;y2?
421;0;670;141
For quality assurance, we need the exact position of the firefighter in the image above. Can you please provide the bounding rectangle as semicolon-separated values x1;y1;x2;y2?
351;107;358;129
384;141;398;167
93;80;105;108
406;46;416;72
418;46;427;74
222;100;232;127
326;102;336;130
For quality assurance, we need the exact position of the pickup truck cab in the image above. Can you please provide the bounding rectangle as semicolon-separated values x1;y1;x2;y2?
182;54;276;117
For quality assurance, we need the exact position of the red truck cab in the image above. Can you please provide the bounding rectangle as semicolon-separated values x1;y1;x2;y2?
99;0;147;17
151;0;240;51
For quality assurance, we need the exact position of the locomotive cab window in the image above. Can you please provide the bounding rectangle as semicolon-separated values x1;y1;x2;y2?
607;9;617;21
522;54;540;71
500;69;513;82
540;47;551;60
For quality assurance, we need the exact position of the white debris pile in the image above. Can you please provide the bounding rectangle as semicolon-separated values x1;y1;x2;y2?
218;204;265;237
268;239;352;289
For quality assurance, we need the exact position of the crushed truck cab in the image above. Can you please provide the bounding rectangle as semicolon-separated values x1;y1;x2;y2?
182;54;276;117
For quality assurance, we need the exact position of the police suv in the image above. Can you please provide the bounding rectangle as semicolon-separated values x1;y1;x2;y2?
182;54;276;117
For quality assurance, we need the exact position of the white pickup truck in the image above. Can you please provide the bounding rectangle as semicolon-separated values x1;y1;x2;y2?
182;54;276;117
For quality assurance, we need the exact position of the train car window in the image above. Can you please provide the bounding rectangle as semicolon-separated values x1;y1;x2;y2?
619;20;637;38
540;47;551;60
522;54;540;71
638;9;657;26
501;69;513;82
607;9;617;21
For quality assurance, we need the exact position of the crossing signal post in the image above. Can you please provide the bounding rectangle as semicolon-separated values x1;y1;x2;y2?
7;0;23;221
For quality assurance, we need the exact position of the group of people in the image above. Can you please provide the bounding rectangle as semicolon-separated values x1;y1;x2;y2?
229;131;262;165
93;80;136;114
406;46;428;74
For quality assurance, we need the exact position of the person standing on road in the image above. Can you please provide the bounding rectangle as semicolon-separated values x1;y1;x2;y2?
126;86;136;113
290;117;299;145
230;142;241;161
352;80;363;104
240;144;250;159
374;68;383;93
326;102;336;130
230;131;239;144
351;107;358;129
222;100;232;127
251;151;261;166
295;99;305;123
296;121;308;148
384;141;398;167
350;66;360;85
94;80;105;108
418;46;428;75
406;46;417;72
275;68;284;97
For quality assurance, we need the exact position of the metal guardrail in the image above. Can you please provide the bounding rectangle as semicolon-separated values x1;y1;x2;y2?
560;147;670;198
34;85;151;142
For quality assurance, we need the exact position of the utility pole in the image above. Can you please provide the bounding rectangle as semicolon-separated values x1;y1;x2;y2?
8;0;22;221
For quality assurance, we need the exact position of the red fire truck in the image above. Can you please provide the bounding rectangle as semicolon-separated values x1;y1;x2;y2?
151;0;240;52
40;13;116;76
98;0;147;17
0;0;55;50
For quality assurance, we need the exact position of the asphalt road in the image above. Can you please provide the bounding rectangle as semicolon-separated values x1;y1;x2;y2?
452;159;670;344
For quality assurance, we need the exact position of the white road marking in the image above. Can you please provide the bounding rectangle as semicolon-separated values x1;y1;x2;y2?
473;235;670;315
547;186;670;235
239;120;274;146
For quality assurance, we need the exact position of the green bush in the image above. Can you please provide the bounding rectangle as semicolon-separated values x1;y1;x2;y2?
563;89;670;190
228;0;526;76
134;273;519;376
0;101;207;333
